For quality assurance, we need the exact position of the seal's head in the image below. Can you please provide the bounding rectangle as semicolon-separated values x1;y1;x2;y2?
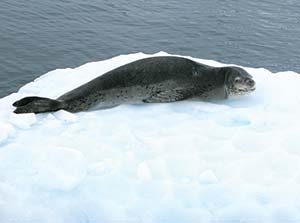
224;66;256;97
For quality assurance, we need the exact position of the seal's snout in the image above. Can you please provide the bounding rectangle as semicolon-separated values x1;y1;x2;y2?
245;78;255;87
245;78;256;90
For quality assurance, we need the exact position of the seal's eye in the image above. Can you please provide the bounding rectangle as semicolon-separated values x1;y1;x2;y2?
234;77;241;84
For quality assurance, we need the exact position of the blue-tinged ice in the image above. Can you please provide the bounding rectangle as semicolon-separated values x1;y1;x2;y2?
0;52;300;223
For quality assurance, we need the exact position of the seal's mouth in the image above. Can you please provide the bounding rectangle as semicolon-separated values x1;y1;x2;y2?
236;85;256;94
236;87;255;93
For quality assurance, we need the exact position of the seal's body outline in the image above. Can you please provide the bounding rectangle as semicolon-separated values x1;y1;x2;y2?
12;56;256;114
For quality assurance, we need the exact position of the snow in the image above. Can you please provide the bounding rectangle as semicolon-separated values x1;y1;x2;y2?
1;52;300;223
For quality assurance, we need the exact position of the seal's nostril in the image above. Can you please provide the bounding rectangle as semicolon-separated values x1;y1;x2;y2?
246;79;255;86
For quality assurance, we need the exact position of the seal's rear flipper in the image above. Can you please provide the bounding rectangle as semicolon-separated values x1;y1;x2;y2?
13;96;43;107
13;96;63;114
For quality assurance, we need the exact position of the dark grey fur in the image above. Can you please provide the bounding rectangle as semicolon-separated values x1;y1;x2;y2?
13;56;255;114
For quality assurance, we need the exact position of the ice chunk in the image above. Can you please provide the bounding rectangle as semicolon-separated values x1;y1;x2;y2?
53;110;78;123
33;147;87;191
0;52;299;222
199;169;218;184
0;123;14;144
137;161;152;181
9;112;37;129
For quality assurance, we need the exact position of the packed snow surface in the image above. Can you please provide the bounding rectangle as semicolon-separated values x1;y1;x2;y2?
0;52;300;223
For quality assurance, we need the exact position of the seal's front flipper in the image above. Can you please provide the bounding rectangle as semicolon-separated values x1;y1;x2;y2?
13;96;63;114
143;88;192;103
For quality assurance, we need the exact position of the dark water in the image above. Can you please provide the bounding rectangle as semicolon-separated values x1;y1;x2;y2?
1;0;300;98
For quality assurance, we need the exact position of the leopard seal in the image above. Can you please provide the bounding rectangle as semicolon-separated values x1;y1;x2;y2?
12;56;256;114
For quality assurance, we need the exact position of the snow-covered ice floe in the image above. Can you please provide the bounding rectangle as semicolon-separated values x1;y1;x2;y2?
0;52;300;223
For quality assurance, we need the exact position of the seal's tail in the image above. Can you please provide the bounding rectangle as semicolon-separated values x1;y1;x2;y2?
12;96;63;114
